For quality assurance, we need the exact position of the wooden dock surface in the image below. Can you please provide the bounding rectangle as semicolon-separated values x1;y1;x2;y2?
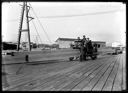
2;53;126;91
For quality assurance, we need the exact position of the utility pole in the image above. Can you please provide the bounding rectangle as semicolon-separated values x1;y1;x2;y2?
17;2;34;51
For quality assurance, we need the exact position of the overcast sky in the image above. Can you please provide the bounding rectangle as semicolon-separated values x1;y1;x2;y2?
2;2;126;45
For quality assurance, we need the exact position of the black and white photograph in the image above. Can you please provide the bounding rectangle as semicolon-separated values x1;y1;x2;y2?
2;2;126;91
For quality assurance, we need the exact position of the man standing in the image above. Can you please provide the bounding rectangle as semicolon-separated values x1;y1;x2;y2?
88;40;93;54
86;38;90;51
77;37;81;49
81;35;87;61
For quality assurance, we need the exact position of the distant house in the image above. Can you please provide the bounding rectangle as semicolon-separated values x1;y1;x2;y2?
92;41;106;48
2;42;17;50
111;42;125;51
55;38;106;48
21;42;37;49
37;43;59;49
56;38;76;48
112;42;122;47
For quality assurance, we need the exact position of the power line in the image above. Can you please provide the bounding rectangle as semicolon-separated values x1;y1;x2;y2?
38;9;123;18
31;21;43;44
7;9;124;22
29;12;43;44
29;3;52;44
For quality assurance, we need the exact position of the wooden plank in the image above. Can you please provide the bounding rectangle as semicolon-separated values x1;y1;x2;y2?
7;61;87;90
85;59;116;91
28;60;99;91
73;56;114;91
33;57;106;91
32;59;99;90
33;55;112;91
82;59;113;91
2;66;10;90
72;56;114;91
3;58;76;84
112;55;122;91
10;54;112;90
102;55;119;91
7;62;77;90
31;66;86;90
15;60;75;77
5;62;58;82
7;61;76;84
92;57;116;91
49;62;101;91
5;61;78;90
58;58;110;91
50;56;113;91
49;63;102;91
4;54;116;91
54;57;112;91
122;54;126;90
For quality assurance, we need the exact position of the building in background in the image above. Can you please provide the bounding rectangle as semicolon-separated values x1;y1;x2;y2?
2;42;38;51
112;42;122;47
55;38;76;48
56;38;106;49
111;42;125;52
2;42;17;50
37;43;59;49
92;41;106;48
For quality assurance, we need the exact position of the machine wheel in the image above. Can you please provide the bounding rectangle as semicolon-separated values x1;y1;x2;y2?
120;51;123;54
11;52;14;56
69;57;74;61
83;54;86;61
91;55;97;60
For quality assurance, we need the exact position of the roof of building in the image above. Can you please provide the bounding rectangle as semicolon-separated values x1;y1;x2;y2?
56;38;77;42
56;38;106;43
2;42;17;45
92;41;106;43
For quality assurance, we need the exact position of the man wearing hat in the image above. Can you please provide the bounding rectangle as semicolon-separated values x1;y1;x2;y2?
81;35;87;61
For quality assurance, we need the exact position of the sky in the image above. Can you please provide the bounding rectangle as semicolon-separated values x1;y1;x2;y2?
2;2;126;46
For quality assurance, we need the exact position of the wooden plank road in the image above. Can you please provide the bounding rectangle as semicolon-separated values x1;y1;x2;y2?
8;56;110;91
32;56;110;91
2;53;126;91
101;55;120;91
72;56;115;91
112;54;123;91
3;61;78;90
122;53;126;90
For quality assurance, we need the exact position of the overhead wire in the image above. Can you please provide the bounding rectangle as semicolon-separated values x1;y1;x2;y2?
29;12;43;44
28;3;52;44
7;7;124;21
36;9;123;18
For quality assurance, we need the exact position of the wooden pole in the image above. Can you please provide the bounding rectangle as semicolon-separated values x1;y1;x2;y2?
17;2;31;51
17;2;25;51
